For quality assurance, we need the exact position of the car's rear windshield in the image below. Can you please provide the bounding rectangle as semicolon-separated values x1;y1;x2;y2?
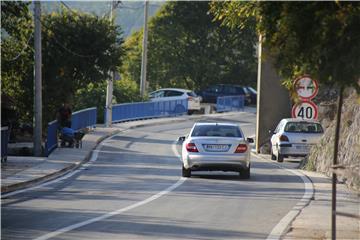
191;125;242;137
284;122;323;133
186;92;197;97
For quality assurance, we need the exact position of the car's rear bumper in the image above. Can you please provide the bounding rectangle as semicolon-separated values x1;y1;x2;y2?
188;102;201;110
184;153;250;171
278;143;312;156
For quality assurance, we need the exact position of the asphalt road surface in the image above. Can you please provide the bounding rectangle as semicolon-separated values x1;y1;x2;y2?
2;112;306;240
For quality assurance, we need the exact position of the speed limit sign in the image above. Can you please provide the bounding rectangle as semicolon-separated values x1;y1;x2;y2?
292;101;318;120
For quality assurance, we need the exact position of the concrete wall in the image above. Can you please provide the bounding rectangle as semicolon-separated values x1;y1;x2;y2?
256;37;292;152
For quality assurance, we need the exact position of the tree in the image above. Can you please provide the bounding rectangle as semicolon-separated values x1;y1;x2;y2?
2;4;126;125
41;8;125;123
211;2;360;238
121;1;258;92
1;1;34;124
210;1;360;91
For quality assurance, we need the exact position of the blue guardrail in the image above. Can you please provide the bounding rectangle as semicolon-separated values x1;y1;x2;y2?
1;126;9;162
216;95;245;112
109;99;188;123
45;107;97;156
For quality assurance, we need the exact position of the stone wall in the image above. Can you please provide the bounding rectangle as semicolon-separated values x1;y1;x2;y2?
305;89;360;191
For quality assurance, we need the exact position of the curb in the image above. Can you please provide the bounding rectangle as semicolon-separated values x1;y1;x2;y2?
1;163;77;194
1;129;122;195
251;152;315;240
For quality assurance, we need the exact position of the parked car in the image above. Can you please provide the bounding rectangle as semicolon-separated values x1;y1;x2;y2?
149;88;201;115
178;122;253;178
245;86;257;105
197;84;251;105
270;118;324;162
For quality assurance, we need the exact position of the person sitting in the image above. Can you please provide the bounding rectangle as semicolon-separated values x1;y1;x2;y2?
57;103;72;128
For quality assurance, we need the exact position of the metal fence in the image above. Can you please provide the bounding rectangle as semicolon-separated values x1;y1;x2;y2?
110;99;188;123
45;120;59;156
1;126;9;162
71;107;97;130
216;95;245;112
45;107;97;156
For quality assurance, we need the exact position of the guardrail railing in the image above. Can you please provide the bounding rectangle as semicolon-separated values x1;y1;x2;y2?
45;107;97;156
1;126;9;162
109;99;188;123
45;120;59;156
71;107;97;130
216;95;245;112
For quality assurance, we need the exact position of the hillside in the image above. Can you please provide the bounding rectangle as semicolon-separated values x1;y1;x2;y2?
41;1;163;37
305;88;360;191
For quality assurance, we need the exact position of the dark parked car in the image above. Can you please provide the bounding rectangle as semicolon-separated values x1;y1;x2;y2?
197;84;251;105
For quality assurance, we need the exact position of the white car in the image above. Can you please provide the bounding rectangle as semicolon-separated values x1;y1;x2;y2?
270;118;324;162
149;88;201;114
179;122;253;178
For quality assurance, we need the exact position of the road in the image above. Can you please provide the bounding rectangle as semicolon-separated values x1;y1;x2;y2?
2;112;306;240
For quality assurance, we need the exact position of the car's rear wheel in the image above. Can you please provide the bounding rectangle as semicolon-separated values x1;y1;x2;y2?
182;166;191;178
270;146;276;160
275;145;284;162
239;167;250;179
276;152;284;163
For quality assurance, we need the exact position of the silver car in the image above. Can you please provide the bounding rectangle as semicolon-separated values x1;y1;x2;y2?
179;123;253;179
270;118;324;162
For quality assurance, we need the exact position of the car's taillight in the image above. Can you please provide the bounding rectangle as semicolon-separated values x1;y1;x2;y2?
187;96;194;101
279;135;289;141
186;143;198;152
235;144;247;153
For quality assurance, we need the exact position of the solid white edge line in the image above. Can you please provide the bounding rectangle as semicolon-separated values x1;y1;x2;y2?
251;153;314;240
33;139;186;240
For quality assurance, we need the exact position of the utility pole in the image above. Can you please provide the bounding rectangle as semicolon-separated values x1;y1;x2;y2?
140;0;149;97
105;0;117;127
331;86;344;240
34;1;42;156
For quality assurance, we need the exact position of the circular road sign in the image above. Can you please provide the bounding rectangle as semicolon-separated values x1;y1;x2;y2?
294;75;319;100
292;101;318;120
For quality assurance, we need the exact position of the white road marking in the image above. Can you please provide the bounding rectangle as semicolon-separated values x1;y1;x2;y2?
33;139;186;240
251;153;314;240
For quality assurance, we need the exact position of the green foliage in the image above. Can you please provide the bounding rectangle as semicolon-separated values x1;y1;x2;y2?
74;79;142;123
42;8;125;123
211;1;360;91
122;1;257;92
1;1;34;123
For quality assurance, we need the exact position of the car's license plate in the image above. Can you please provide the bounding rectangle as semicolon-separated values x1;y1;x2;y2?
296;145;308;150
203;144;229;152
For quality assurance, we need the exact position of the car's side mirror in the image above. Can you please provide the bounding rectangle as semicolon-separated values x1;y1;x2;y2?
247;138;254;143
178;136;186;142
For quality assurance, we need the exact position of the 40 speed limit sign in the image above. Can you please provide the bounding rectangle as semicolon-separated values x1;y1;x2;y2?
292;101;318;120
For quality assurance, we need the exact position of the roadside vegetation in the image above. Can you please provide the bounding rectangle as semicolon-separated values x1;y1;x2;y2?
211;1;360;189
122;1;257;91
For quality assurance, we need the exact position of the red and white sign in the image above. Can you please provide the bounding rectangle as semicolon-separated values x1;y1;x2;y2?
292;101;318;120
294;75;319;100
